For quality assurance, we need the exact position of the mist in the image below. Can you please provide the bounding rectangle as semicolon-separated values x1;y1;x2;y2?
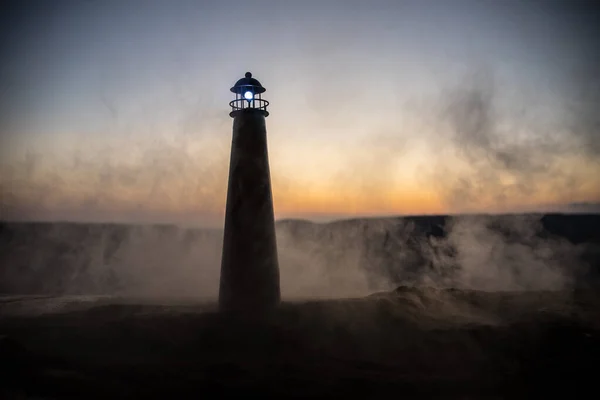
2;70;599;299
2;67;599;300
1;0;599;301
2;3;600;399
1;213;597;304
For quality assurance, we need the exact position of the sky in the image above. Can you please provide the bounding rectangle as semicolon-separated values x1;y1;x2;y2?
0;0;599;226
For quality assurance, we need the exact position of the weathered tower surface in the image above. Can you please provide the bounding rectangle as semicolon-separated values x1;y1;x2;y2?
219;72;281;314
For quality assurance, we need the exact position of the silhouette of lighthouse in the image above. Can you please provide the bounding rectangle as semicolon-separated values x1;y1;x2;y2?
219;72;281;313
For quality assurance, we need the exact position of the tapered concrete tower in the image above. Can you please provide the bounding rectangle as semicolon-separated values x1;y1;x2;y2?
219;72;281;314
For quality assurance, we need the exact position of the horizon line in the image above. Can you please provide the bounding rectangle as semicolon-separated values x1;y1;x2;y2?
1;210;599;228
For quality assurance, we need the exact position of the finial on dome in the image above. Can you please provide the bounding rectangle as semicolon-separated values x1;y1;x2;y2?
245;72;252;78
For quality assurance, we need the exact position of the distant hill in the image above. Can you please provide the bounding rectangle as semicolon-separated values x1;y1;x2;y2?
1;214;599;296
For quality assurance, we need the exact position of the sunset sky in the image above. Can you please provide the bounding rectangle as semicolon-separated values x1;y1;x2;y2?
1;0;599;226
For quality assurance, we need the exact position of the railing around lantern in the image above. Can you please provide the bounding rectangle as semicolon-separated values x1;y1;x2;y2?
229;85;269;115
229;97;270;113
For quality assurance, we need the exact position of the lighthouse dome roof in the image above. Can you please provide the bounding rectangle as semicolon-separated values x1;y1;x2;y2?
231;72;266;94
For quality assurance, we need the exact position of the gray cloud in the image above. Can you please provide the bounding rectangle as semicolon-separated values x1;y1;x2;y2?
419;67;598;211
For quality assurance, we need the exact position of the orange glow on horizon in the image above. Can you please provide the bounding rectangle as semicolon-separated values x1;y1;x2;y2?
3;127;600;225
272;185;444;216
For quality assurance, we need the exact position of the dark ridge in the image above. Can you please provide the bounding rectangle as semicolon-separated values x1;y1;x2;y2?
277;213;600;243
1;213;599;296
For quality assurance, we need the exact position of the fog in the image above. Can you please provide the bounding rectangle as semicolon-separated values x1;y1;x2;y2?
2;69;599;300
1;213;596;302
1;5;599;399
2;0;599;300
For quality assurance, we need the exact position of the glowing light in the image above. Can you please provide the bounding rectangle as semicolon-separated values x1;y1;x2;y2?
244;91;254;101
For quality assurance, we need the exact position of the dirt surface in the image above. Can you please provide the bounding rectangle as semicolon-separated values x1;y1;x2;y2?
1;287;600;399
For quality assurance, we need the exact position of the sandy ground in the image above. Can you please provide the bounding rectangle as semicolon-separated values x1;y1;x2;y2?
1;287;600;399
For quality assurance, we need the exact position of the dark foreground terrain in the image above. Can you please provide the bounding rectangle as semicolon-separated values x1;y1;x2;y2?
2;287;600;399
1;214;599;397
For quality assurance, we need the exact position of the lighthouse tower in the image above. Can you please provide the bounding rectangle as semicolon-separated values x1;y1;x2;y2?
219;72;281;314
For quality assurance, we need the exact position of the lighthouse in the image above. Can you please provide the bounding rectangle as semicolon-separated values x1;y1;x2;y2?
219;72;281;314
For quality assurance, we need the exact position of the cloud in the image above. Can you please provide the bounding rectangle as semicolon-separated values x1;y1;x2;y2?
416;68;600;212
